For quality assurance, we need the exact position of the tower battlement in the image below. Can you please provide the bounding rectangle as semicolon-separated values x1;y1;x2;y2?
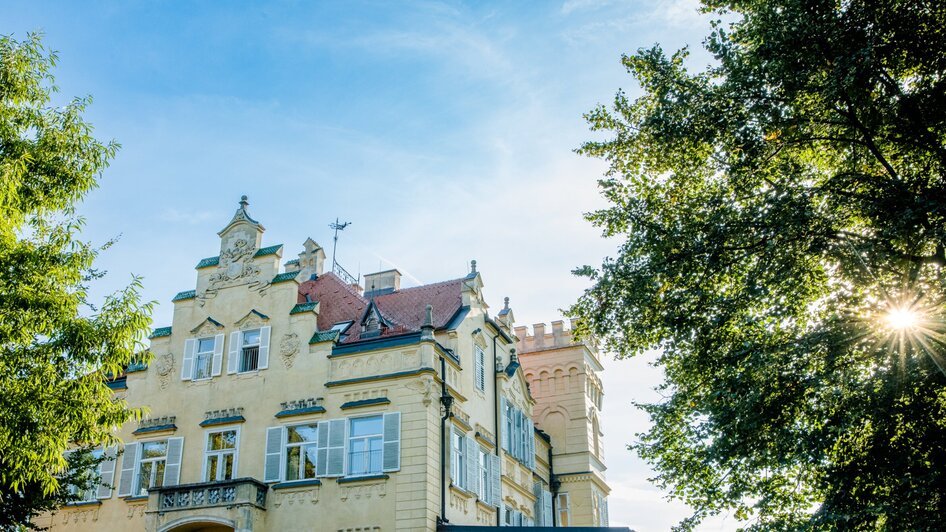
515;318;599;359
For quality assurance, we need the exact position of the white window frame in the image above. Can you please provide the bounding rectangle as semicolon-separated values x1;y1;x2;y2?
239;328;261;373
66;449;103;503
477;445;490;501
347;414;384;477
133;440;168;496
284;423;319;482
556;492;571;527
203;427;240;482
450;428;465;488
192;337;215;380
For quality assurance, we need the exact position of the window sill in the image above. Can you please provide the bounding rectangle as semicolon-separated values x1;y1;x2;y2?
64;500;102;508
336;474;389;484
449;483;475;499
272;479;322;490
123;495;149;503
475;498;497;511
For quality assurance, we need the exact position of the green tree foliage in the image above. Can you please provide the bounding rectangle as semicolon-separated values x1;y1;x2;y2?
0;34;151;527
571;1;946;529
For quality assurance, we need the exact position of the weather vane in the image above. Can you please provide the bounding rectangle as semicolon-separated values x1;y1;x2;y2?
329;218;352;276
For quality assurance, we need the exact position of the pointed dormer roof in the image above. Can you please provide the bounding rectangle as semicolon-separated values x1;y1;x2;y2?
218;195;265;237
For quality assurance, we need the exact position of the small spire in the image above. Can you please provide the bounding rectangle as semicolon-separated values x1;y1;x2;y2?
509;347;518;364
470;259;477;274
239;195;249;209
503;297;509;310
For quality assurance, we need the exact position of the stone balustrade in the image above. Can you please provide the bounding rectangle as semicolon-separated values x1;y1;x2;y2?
148;477;268;513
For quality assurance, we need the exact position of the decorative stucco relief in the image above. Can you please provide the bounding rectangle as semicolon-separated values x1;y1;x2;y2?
339;481;387;501
331;350;420;381
198;237;271;305
280;332;300;368
125;503;146;520
273;487;319;507
59;508;98;525
476;505;493;524
155;352;175;389
342;388;388;403
406;376;434;407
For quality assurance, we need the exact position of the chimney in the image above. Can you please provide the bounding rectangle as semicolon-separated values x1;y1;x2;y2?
363;269;401;299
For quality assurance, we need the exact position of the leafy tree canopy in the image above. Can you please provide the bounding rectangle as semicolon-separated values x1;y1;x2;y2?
0;33;151;527
572;1;946;529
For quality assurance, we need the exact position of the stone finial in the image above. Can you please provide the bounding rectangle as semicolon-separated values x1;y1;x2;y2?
421;304;434;341
503;297;509;310
509;348;518;365
470;259;477;274
239;195;249;209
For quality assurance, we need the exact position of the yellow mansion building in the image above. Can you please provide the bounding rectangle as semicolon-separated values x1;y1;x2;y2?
42;198;618;532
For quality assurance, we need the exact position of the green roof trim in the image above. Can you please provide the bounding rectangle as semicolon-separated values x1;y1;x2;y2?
309;329;339;344
284;258;300;265
149;326;172;339
272;271;301;284
254;244;283;257
172;290;196;302
291;302;319;315
126;357;149;373
196;256;220;269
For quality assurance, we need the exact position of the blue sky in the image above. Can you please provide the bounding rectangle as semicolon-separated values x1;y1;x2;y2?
6;1;737;529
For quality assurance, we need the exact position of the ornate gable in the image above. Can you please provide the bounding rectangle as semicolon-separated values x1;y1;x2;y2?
190;317;224;337
235;309;269;330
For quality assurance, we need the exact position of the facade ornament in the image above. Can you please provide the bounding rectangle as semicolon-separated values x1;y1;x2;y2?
280;332;300;368
155;352;175;389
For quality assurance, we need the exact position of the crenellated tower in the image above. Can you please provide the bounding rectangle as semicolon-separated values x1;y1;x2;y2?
517;319;610;527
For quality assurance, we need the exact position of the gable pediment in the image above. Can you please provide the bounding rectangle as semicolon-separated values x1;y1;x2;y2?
235;309;270;330
190;317;224;336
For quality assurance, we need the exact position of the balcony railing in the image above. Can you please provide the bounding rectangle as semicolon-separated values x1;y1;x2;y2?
149;477;268;512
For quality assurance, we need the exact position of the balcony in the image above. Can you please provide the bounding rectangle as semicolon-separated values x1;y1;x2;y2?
148;478;268;524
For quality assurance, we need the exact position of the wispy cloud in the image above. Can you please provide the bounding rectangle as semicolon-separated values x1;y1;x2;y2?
160;208;219;225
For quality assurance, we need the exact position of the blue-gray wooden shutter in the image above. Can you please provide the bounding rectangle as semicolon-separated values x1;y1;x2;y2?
490;453;501;507
465;434;478;494
325;418;347;476
316;420;330;477
264;426;285;482
382;412;401;472
163;437;184;486
117;442;139;497
211;333;225;376
181;339;196;380
96;446;117;499
227;331;241;374
500;397;508;451
474;346;485;391
258;325;271;369
533;482;543;525
543;489;553;526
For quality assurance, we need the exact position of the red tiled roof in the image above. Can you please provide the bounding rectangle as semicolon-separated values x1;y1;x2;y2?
297;273;468;344
298;273;367;331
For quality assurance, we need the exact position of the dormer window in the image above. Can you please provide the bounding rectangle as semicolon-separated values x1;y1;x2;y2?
364;314;380;333
241;329;261;372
